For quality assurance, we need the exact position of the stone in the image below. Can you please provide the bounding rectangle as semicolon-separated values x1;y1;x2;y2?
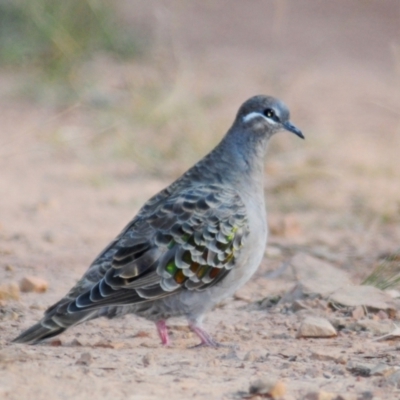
288;253;352;298
75;352;92;366
346;361;375;377
243;350;263;362
373;325;400;341
49;339;62;347
353;319;393;336
19;276;48;293
142;353;154;367
303;392;337;400
297;317;337;338
70;338;83;346
329;285;397;311
0;282;20;300
249;377;286;398
292;299;311;312
310;348;346;364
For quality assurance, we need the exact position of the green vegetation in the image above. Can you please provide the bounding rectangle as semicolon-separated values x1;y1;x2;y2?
0;0;139;79
363;251;400;290
0;1;221;172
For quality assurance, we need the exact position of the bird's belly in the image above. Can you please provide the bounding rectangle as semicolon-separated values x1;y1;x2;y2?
211;224;267;300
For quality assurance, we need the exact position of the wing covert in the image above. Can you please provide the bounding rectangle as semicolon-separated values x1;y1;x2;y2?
64;184;249;314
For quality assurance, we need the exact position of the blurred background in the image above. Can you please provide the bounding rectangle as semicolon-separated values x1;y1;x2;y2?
2;2;400;396
1;0;400;286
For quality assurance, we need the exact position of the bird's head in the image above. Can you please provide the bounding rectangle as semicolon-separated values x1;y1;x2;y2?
236;95;304;139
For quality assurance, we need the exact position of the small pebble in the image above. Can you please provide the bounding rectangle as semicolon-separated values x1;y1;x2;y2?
142;353;154;367
19;276;48;293
297;317;337;338
0;282;20;300
249;377;286;399
76;352;92;366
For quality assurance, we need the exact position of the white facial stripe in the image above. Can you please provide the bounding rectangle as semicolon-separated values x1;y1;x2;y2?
242;112;278;125
242;112;264;123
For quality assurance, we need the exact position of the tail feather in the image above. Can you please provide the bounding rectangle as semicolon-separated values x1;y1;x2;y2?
12;322;66;344
12;309;96;344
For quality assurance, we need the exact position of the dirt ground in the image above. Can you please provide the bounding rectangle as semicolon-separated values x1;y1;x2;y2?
1;1;400;399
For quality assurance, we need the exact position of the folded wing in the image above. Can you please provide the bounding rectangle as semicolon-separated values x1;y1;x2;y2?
51;184;249;316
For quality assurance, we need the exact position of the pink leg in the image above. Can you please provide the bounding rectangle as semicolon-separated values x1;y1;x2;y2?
189;323;219;348
156;320;170;346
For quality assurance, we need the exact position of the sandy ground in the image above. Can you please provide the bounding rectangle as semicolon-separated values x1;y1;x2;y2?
1;1;400;398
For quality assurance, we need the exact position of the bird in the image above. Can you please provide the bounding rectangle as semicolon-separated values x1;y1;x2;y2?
13;95;303;347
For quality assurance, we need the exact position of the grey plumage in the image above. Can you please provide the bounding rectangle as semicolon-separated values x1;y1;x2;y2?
13;95;303;346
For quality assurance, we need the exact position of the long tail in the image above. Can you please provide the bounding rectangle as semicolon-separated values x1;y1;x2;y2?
12;307;96;344
12;321;66;344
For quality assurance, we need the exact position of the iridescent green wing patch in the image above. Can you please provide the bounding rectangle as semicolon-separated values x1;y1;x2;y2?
152;185;249;292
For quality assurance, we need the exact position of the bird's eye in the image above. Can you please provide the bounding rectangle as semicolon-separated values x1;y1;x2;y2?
263;108;276;119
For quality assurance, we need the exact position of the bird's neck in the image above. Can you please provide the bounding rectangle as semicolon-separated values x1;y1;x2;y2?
223;126;269;177
190;127;270;191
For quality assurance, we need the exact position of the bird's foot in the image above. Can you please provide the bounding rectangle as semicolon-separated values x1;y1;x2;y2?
189;324;227;348
155;320;170;346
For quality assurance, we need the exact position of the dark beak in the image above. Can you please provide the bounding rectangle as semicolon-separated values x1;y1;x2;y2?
283;121;304;139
